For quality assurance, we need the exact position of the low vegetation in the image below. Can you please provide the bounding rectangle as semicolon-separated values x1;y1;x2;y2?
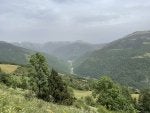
0;84;96;113
73;89;92;99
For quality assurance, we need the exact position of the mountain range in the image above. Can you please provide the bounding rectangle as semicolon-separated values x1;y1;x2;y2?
1;31;150;89
13;41;105;61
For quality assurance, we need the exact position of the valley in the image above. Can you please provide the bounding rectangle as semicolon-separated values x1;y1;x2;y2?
1;0;150;112
0;31;150;113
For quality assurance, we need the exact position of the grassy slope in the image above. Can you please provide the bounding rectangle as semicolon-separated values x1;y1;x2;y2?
0;84;97;113
73;89;92;99
0;83;124;113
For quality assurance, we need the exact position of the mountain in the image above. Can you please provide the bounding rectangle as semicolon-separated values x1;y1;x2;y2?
0;41;70;73
74;31;150;89
13;41;105;61
0;41;31;65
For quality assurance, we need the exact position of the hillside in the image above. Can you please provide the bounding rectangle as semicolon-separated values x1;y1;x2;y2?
0;84;96;113
0;41;70;73
13;41;105;61
74;31;150;89
0;41;31;65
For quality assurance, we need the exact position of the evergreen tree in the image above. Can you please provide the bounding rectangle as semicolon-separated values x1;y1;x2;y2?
29;53;73;105
48;69;73;105
29;53;50;100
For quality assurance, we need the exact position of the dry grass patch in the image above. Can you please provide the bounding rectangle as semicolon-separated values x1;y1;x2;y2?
131;94;140;103
74;89;92;99
0;64;18;74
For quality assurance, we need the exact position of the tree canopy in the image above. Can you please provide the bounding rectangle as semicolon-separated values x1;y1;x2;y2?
29;53;73;105
93;76;136;112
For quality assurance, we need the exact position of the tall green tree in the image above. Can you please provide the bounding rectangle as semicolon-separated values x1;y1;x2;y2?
29;53;49;100
29;53;73;105
93;76;136;112
48;69;74;105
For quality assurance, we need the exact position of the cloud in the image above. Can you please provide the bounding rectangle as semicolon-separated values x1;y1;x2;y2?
0;0;150;43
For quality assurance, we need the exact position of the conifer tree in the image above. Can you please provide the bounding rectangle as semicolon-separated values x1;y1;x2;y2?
48;69;73;105
29;53;49;99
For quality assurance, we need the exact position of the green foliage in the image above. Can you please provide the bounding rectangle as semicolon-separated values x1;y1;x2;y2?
139;89;150;112
29;53;73;105
93;76;136;112
0;72;30;89
84;96;95;106
73;99;90;111
62;74;92;90
0;84;94;113
29;53;50;100
48;69;74;105
0;73;11;85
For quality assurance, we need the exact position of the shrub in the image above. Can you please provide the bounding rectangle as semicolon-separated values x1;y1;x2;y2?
93;76;137;112
84;96;95;106
74;99;90;111
139;89;150;112
0;73;12;86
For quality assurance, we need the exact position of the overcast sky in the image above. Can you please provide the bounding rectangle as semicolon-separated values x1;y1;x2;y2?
0;0;150;43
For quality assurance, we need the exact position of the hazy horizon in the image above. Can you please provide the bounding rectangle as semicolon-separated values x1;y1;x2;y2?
0;0;150;43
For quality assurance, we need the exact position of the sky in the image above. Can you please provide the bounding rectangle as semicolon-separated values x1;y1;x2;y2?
0;0;150;43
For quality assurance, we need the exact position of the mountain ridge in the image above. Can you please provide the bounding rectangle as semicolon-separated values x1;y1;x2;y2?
74;31;150;88
13;41;105;61
0;41;70;73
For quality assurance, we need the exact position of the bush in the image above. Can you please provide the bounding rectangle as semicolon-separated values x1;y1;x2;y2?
93;76;136;112
24;90;36;100
74;99;90;111
84;96;95;106
139;89;150;112
0;73;12;86
0;73;30;89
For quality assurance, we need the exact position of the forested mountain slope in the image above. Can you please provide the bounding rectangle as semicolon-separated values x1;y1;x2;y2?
0;41;70;73
74;31;150;88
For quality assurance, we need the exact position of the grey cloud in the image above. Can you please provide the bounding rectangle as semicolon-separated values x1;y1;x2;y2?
0;0;150;43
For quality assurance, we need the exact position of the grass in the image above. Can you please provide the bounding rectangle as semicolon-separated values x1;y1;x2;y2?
0;83;131;113
73;89;92;99
0;84;97;113
0;64;18;74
